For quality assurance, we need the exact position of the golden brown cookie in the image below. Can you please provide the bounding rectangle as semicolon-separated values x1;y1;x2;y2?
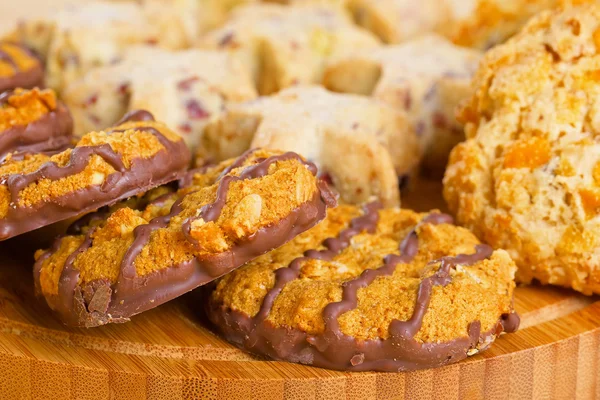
207;203;519;371
200;85;419;207
34;148;336;327
0;88;73;161
0;110;189;241
444;4;600;295
0;42;43;92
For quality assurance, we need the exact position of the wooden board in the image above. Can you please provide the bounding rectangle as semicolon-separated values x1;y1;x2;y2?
0;180;599;400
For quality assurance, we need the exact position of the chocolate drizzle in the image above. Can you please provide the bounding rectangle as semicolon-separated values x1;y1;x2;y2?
0;44;44;92
35;149;336;327
0;111;191;240
208;206;520;372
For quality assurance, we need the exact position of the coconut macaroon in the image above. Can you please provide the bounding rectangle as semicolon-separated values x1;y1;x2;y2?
207;203;519;372
62;46;257;150
5;1;195;92
0;110;190;241
444;4;600;295
34;148;336;327
324;34;482;173
199;3;380;95
199;85;420;207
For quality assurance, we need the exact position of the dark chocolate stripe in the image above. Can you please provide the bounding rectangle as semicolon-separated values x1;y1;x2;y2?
0;48;18;69
0;44;44;92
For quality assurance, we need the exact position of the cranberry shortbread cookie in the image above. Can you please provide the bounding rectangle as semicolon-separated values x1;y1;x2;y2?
325;34;481;173
200;86;420;207
200;3;380;94
444;4;600;295
63;46;257;150
34;148;336;327
0;110;189;241
207;203;519;371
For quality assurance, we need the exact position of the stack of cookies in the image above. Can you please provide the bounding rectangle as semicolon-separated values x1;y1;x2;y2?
3;0;598;374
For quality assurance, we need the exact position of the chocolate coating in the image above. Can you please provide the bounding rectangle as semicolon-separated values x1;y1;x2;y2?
0;91;73;161
35;150;336;327
0;113;191;240
207;205;519;372
0;44;44;92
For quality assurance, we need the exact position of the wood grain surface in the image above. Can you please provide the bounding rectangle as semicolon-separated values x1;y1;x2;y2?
0;180;598;400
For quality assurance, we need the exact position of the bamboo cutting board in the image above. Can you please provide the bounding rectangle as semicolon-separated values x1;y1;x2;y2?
0;180;599;400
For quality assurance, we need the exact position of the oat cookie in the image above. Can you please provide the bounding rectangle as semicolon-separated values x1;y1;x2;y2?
325;34;481;173
200;3;380;95
62;46;257;150
0;110;189;241
0;88;72;161
201;85;420;207
444;4;600;294
0;42;44;92
207;203;519;371
34;148;336;327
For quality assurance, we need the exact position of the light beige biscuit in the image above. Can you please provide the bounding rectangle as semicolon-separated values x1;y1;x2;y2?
200;85;420;207
7;1;193;92
62;46;257;150
444;4;600;295
199;3;380;95
325;34;482;173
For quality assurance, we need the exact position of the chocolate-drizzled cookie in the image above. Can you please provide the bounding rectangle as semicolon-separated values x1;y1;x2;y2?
0;88;73;161
0;42;43;92
207;204;519;372
0;110;190;241
34;148;336;327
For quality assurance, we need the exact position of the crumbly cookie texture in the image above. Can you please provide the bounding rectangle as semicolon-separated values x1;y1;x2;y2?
34;148;336;327
0;42;44;92
0;88;73;160
0;111;190;241
6;1;193;92
199;3;380;95
208;203;518;372
200;85;420;207
62;46;257;150
324;34;481;173
444;4;600;295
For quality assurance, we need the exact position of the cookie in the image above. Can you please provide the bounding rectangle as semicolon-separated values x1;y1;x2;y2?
0;110;189;241
7;1;191;93
34;148;336;327
0;88;73;162
324;34;481;173
444;4;600;295
0;42;44;92
200;85;420;207
200;3;380;95
207;203;519;372
62;46;257;150
346;0;451;44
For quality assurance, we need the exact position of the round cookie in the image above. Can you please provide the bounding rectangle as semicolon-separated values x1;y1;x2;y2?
34;148;337;327
444;4;600;295
0;110;190;241
200;85;420;207
0;42;43;92
199;3;381;95
207;203;519;372
0;88;73;161
324;34;481;173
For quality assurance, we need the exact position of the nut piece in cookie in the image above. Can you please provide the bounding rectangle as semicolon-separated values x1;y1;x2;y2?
0;110;190;241
34;148;337;327
207;203;519;372
325;34;481;173
0;42;44;92
201;85;420;207
444;4;600;295
62;47;257;150
7;1;193;92
0;88;73;161
200;3;381;94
